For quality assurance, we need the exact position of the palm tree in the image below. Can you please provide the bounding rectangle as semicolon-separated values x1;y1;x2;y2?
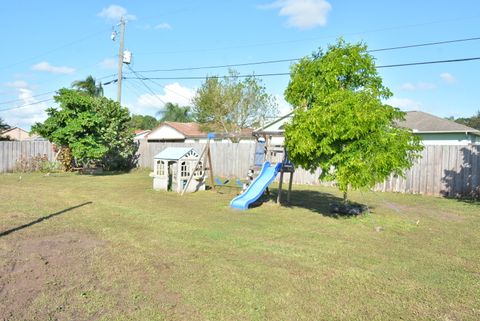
72;75;103;97
157;102;192;122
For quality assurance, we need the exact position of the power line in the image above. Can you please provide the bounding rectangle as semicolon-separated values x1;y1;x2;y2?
134;16;480;56
126;65;167;105
0;91;56;106
131;36;480;73
123;55;480;81
0;98;54;113
0;28;109;71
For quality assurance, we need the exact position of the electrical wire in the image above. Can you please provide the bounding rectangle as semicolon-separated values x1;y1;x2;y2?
126;65;167;105
0;98;54;113
123;56;480;81
131;36;480;73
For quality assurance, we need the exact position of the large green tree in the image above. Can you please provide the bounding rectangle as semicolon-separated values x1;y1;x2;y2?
157;102;192;123
192;70;277;137
32;89;136;170
72;75;104;97
284;39;423;202
128;114;159;130
454;110;480;130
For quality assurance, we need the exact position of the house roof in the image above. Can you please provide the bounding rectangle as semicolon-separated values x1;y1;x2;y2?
154;147;198;160
147;121;254;140
398;111;480;135
253;112;293;134
1;127;29;135
163;122;206;138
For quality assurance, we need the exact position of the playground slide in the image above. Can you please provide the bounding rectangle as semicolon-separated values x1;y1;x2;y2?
230;161;282;210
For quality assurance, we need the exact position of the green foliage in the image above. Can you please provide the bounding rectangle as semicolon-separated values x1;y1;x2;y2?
192;69;278;137
285;39;423;201
0;117;10;131
157;102;192;123
72;75;104;97
32;89;136;170
453;110;480;130
0;117;11;140
128;114;159;130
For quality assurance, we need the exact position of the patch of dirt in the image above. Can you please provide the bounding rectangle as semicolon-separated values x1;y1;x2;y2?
0;231;197;321
0;232;105;321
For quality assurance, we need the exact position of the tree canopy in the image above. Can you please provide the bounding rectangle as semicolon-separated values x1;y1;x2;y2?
192;70;277;137
157;102;192;123
284;39;423;201
453;110;480;130
32;89;136;170
128;114;159;130
72;75;104;97
0;117;11;141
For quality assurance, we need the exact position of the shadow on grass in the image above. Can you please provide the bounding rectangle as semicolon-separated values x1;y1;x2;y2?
0;202;92;238
264;189;368;218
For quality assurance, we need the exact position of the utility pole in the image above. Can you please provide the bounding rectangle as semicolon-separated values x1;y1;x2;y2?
116;17;126;103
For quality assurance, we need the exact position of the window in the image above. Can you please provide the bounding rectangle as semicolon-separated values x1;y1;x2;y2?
180;161;188;177
194;161;204;177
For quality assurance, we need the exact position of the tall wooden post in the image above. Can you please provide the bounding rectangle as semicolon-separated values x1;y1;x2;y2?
287;171;294;203
277;169;284;204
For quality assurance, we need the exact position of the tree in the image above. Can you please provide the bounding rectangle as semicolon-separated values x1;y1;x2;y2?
72;75;104;97
0;117;11;141
128;114;159;130
192;70;277;138
454;110;480;130
284;39;423;202
0;117;10;132
157;102;192;123
31;89;136;170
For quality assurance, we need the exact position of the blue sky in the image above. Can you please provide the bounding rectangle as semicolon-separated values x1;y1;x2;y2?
1;0;480;130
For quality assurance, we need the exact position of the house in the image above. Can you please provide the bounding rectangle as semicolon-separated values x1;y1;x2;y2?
254;110;480;146
397;111;480;145
133;129;151;141
0;127;36;141
146;121;254;143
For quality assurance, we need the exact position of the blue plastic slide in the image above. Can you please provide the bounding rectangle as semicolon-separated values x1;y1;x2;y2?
230;161;282;210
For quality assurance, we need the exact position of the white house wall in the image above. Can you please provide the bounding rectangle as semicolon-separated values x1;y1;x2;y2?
148;125;185;141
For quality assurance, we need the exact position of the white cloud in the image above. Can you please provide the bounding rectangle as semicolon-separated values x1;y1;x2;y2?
3;80;30;89
400;82;436;91
386;97;422;111
440;72;455;84
154;23;171;30
0;88;49;130
262;0;332;29
32;61;75;74
98;58;117;70
129;83;195;115
97;5;136;21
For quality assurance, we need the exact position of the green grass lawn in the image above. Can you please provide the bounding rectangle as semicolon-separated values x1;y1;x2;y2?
1;171;479;321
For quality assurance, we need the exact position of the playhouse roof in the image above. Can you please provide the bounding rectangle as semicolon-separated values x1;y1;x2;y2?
153;147;199;160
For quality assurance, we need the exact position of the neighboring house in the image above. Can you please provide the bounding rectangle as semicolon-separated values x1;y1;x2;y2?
146;121;254;143
134;129;151;141
397;111;480;145
254;110;480;146
0;127;33;141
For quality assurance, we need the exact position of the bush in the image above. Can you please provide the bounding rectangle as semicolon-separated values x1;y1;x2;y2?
15;154;60;173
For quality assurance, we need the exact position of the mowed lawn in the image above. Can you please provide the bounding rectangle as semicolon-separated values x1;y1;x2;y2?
0;172;479;321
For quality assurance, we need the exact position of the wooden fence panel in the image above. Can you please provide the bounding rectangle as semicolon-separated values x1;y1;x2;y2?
0;141;55;172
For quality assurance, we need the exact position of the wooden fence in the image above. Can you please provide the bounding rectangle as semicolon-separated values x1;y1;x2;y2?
1;141;478;197
0;141;55;173
138;142;480;197
137;141;257;179
375;145;480;197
